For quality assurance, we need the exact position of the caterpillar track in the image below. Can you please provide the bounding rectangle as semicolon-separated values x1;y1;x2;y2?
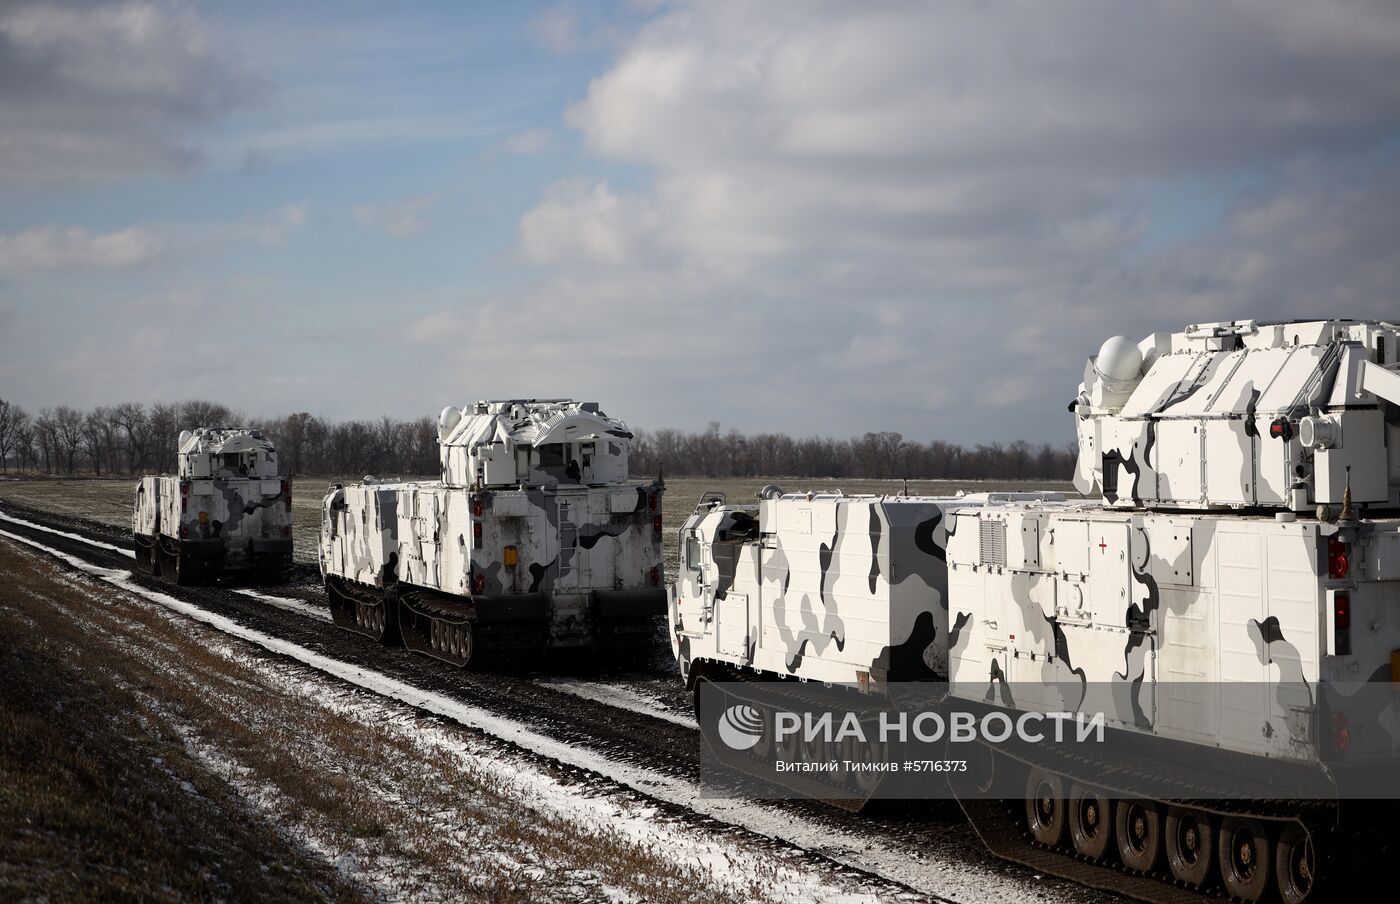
691;669;1399;903
951;746;1333;904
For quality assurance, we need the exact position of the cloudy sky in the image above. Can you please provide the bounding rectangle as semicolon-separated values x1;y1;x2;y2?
2;0;1398;444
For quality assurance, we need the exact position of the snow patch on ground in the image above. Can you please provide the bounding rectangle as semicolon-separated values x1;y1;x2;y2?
1;527;1082;903
211;648;885;903
230;587;332;623
0;510;134;557
538;677;699;729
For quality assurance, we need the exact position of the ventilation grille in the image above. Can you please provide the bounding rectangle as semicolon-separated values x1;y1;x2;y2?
979;520;1006;567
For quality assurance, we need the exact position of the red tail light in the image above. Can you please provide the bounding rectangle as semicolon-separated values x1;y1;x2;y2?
648;492;658;511
471;497;484;517
1331;712;1351;753
1334;593;1352;656
1328;538;1350;579
650;565;660;586
473;523;482;544
653;515;663;533
473;571;485;593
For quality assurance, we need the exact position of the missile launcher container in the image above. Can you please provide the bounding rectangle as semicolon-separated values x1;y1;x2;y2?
132;428;292;584
320;399;665;667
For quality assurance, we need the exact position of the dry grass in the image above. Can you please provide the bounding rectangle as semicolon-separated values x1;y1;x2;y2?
0;547;366;903
1;473;1075;578
0;538;835;903
0;476;335;565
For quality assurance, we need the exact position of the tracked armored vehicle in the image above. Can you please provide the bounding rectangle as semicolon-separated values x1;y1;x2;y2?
132;428;292;584
942;318;1400;902
320;399;664;667
673;318;1400;903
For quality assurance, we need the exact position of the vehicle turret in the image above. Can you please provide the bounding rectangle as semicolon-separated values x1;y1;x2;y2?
175;427;280;480
436;399;632;489
1072;318;1400;512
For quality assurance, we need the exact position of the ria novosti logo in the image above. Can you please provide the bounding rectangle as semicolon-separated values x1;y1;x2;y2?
717;704;765;751
715;702;1105;750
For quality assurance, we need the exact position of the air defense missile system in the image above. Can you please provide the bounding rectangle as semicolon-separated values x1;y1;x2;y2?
132;428;292;584
940;318;1400;902
673;318;1400;903
320;399;664;667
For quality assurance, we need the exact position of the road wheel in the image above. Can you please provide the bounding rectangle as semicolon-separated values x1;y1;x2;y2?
848;737;884;797
800;728;826;766
1165;806;1214;887
776;718;802;765
1068;784;1114;861
1275;821;1315;904
1116;799;1164;872
456;623;473;666
751;705;775;760
1025;767;1066;847
1219;816;1272;902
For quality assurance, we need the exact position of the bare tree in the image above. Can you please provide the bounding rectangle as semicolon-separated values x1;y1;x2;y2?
12;418;35;472
179;400;237;432
113;402;151;474
279;412;314;475
148;403;179;471
35;409;56;473
82;407;113;475
51;406;85;474
0;399;23;473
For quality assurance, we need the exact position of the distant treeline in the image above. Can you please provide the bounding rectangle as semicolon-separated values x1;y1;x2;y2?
0;399;1075;481
0;399;439;478
630;422;1075;480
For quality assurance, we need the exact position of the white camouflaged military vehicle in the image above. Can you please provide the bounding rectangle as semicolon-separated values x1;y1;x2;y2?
941;318;1400;902
320;399;664;666
670;488;1064;689
132;428;292;584
674;318;1400;904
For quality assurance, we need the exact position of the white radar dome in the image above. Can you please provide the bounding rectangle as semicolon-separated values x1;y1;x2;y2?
178;429;193;448
438;405;463;440
1095;335;1144;384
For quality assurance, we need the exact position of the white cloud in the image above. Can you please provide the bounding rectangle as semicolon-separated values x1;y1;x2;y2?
519;180;636;265
569;1;1400;176
0;225;164;273
257;202;308;245
0;203;310;277
503;0;1400;441
528;2;627;55
500;129;554;155
353;195;436;238
0;1;261;185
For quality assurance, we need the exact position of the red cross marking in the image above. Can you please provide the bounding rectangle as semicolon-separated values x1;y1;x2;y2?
1098;538;1108;552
